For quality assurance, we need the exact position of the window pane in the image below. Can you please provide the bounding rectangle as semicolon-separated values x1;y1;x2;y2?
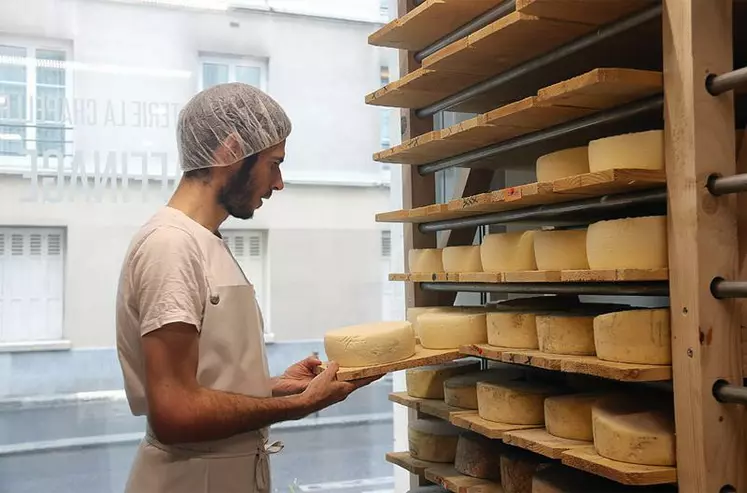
236;65;261;87
36;124;65;155
36;49;66;86
202;63;228;88
0;82;27;120
36;86;65;123
0;45;27;83
0;124;26;156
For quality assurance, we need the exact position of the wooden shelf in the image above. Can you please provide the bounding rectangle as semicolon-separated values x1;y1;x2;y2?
390;268;668;284
385;451;443;477
561;446;677;486
516;0;654;26
502;428;590;459
424;464;505;493
450;411;539;439
376;169;666;225
318;346;460;381
389;392;474;421
460;344;672;382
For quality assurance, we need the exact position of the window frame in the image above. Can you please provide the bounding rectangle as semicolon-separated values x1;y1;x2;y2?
197;53;268;92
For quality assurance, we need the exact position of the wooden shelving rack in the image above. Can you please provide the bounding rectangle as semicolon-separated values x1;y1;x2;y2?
366;0;747;491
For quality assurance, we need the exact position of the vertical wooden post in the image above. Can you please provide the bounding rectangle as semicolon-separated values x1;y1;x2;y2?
663;1;745;491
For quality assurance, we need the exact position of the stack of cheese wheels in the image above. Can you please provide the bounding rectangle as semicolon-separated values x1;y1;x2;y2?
486;296;581;349
443;366;526;409
533;229;590;271
591;395;676;466
480;231;537;272
454;430;506;480
443;245;482;273
418;310;487;349
544;393;603;441
586;216;668;270
408;248;443;273
408;417;461;463
588;130;664;173
407;306;482;343
477;379;564;425
500;447;550;493
535;146;590;182
593;308;671;365
405;360;481;399
323;321;415;367
536;304;627;356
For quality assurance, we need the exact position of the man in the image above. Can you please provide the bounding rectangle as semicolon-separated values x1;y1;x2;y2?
115;82;378;492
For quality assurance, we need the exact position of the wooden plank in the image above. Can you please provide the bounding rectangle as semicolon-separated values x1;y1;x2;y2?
389;273;411;281
517;0;655;25
319;345;461;381
551;168;667;195
561;446;677;486
500;349;564;371
389;391;421;410
559;269;669;282
425;464;505;493
503;270;563;282
450;412;539;440
502;428;590;459
389;269;668;284
458;272;506;283
365;68;484;109
482;96;591;129
663;1;745;492
386;451;442;477
420;399;475;421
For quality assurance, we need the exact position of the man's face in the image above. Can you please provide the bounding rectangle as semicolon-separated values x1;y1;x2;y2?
218;141;286;220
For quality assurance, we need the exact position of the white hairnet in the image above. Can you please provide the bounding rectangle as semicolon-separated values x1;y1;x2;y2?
177;82;292;171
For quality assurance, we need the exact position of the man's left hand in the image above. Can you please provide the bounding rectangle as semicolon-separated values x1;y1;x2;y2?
272;356;322;396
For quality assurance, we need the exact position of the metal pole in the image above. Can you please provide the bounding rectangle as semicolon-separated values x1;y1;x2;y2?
707;173;747;196
418;188;667;233
421;282;670;296
418;95;664;175
711;278;747;299
415;3;662;118
414;1;516;62
713;380;747;405
706;66;747;96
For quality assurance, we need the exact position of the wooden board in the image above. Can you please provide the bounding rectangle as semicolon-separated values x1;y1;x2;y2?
375;169;666;224
386;451;442;476
561;446;677;486
517;0;655;27
460;344;672;382
319;345;461;381
424;464;505;493
389;392;473;421
389;269;668;284
502;428;590;459
450;411;539;439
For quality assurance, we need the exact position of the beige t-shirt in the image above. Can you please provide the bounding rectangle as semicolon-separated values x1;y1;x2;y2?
115;206;249;416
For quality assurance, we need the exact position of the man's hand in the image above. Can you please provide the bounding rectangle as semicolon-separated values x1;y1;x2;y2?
300;362;382;412
272;356;323;396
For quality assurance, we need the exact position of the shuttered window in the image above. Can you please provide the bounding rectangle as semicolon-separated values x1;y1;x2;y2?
221;230;269;335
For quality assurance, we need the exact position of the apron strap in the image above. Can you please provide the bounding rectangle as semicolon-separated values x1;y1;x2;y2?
255;438;284;491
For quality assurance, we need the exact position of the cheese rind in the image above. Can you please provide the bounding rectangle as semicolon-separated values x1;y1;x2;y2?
405;360;481;399
481;231;537;272
501;449;549;493
454;431;505;480
487;311;539;349
477;380;562;425
533;230;590;271
324;321;416;367
586;216;668;270
536;314;596;356
544;394;601;441
443;245;482;273
408;418;460;463
408;248;444;273
536;146;590;182
588;130;664;173
594;309;671;365
418;312;487;349
443;367;526;409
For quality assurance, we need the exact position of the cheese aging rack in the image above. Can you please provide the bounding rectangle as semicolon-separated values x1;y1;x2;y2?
365;0;747;492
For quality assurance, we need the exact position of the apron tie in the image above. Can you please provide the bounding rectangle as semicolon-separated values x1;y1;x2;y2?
255;434;284;491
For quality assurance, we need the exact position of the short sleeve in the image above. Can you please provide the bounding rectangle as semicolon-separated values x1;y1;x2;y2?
130;226;208;336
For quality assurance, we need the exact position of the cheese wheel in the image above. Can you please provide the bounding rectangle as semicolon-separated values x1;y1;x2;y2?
443;367;526;409
405;360;481;399
481;231;537;272
594;309;671;365
533;230;590;271
454;431;505;479
324;321;415;367
544;393;602;441
443;245;482;273
418;311;487;349
477;380;562;425
536;146;589;182
501;448;549;493
592;397;676;466
586;216;668;270
409;248;443;273
536;314;596;356
408;418;460;463
588;130;663;173
487;311;539;349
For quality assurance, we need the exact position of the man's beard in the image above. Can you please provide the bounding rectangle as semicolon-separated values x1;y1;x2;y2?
218;157;258;220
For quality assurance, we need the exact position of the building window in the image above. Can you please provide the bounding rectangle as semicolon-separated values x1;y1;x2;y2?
381;230;391;258
199;54;268;92
0;227;65;343
380;66;391;149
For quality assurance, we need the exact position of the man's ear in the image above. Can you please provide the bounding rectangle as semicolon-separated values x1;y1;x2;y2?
212;133;244;167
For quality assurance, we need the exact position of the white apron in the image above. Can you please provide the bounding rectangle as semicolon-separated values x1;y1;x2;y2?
125;281;282;493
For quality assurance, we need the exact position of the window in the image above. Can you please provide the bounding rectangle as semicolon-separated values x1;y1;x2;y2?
0;227;65;344
380;66;391;149
199;54;268;91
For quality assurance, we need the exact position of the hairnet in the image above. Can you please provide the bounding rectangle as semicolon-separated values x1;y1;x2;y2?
177;82;292;171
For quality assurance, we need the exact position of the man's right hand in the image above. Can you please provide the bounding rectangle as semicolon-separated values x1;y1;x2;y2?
301;362;381;412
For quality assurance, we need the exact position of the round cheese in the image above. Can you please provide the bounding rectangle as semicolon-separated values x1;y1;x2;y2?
592;397;676;466
500;448;549;493
594;309;671;365
323;321;415;367
443;367;526;409
418;311;487;349
586;216;668;270
443;245;482;273
408;418;460;463
536;314;596;356
454;431;505;480
533;230;590;271
536;146;590;182
477;380;562;425
588;130;663;173
408;248;444;273
544;393;602;441
480;231;537;272
486;311;539;349
405;360;481;399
